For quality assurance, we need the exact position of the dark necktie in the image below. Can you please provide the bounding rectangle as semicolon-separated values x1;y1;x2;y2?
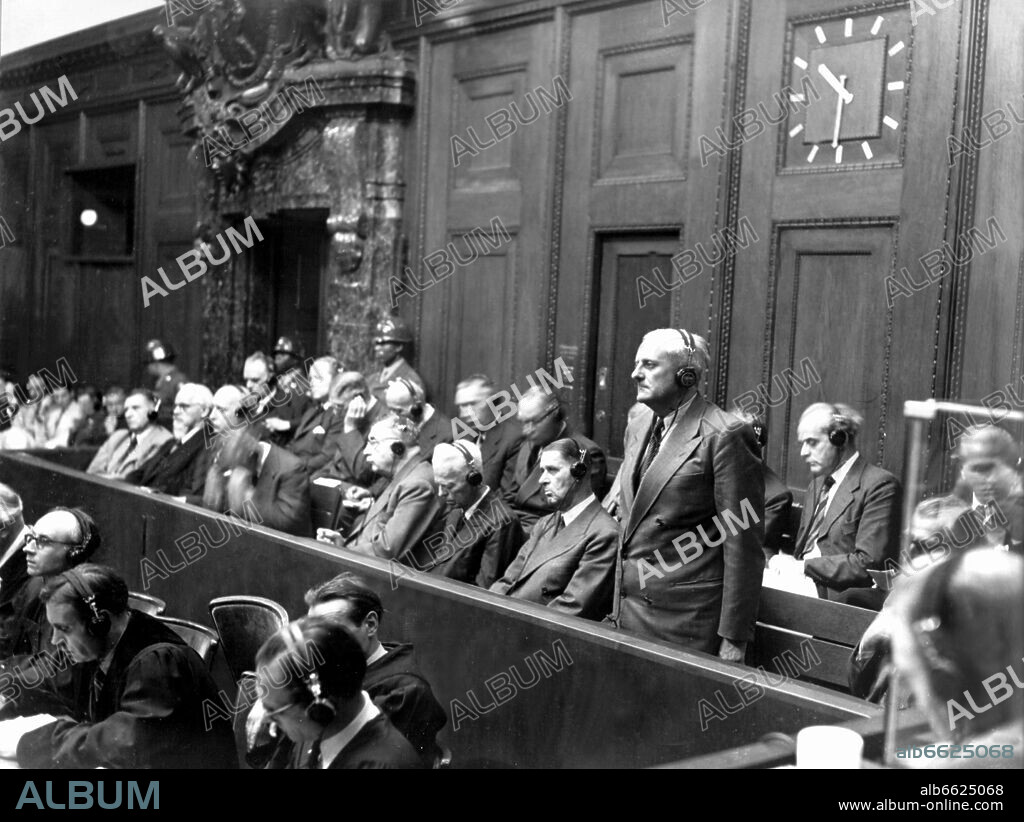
306;738;322;769
796;476;836;557
123;433;138;458
527;445;541;472
551;513;565;537
635;417;665;486
89;666;106;718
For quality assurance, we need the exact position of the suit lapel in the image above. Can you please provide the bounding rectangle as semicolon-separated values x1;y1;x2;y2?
623;397;706;544
620;405;654;518
293;405;321;439
517;501;600;581
352;457;422;537
818;456;864;537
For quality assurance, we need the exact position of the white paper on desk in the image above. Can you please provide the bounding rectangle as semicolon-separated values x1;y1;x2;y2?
763;555;820;598
0;714;58;758
312;477;343;488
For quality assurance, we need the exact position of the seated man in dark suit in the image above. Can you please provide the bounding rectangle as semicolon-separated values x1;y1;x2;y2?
490;438;617;620
320;415;443;567
244;350;312;447
12;564;236;769
124;382;215;503
454;374;524;504
732;409;795;558
794;402;902;601
246;572;447;768
313;372;389;488
0;485;29;625
256;617;424;769
87;388;172;479
385;377;451;459
286;356;346;475
203;390;312;537
423;441;524;586
512;387;605;535
951;424;1024;553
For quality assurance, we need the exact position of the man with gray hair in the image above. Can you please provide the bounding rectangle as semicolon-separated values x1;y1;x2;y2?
793;401;901;600
614;328;765;660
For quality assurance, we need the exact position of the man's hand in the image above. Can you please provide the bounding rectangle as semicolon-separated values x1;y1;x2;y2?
262;417;290;433
344;395;368;433
316;527;342;544
718;638;747;662
345;486;372;501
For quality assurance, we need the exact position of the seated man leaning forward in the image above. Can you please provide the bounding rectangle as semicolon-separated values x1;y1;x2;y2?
490;438;617;620
87;388;172;480
12;564;236;769
320;414;443;567
124;382;216;504
255;617;424;769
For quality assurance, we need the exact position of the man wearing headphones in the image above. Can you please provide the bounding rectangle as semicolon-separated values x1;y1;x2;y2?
512;386;606;536
87;389;172;479
385;377;452;459
424;441;524;587
255;617;423;768
490;438;617;620
326;415;444;567
12;563;236;769
243;350;312;446
794;402;901;600
615;329;765;660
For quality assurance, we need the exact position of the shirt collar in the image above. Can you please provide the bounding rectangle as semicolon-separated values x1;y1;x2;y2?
561;493;597;527
319;691;381;769
463;486;491;520
256;442;271;475
827;451;860;490
365;643;388;666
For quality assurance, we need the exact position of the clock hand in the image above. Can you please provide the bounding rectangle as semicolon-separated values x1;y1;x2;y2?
831;74;848;149
818;63;854;105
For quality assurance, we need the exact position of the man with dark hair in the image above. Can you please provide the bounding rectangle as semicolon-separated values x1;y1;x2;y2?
244;350;311;446
454;373;524;504
512;386;605;535
794;402;902;601
491;438;617;620
367;318;425;403
11;563;236;769
246;571;447;768
286;356;347;475
952;424;1023;552
255;617;423;769
87;389;172;479
426;441;524;587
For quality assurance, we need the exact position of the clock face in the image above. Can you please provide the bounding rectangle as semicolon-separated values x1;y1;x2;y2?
781;9;911;172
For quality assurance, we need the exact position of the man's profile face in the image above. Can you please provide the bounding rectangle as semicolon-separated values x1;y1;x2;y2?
631;338;679;408
308;362;334;402
518;394;561;447
958;441;1019;505
454;382;495;430
797;409;843;478
538;451;574;506
23;511;77;577
172;389;207;439
122;394;152;433
273;352;297;374
210;388;244;435
363;423;401;477
47;601;105;664
257;671;316;744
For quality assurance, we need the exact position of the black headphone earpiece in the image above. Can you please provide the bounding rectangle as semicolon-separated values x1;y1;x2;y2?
390;440;407;456
62;567;111;638
55;507;99;564
675;329;698;390
283;623;336;726
828;405;850;448
394;377;423;421
568;439;588;480
148;397;160;423
452;440;483;486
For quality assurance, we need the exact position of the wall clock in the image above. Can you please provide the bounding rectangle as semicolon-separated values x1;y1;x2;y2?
781;7;911;172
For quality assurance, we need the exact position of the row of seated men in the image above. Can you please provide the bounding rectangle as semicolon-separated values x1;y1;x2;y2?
0;490;447;768
6;324;1024;667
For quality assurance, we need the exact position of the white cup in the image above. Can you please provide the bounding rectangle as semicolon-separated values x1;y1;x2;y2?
796;726;864;769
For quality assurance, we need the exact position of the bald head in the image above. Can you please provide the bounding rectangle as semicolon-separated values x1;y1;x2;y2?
432;441;484;508
211;385;246;435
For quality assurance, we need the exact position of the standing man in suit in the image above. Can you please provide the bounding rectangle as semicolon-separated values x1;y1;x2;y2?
424;441;524;586
491;438;617;620
385;377;451;459
793;402;902;601
512;387;606;535
367;318;425;404
286;356;346;475
144;339;186;429
732;409;795;558
454;374;524;504
614;329;765;660
125;383;215;503
87;389;172;479
326;415;443;567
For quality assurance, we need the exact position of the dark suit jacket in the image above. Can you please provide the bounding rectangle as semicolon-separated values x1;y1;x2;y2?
0;528;28;621
491;498;617;620
511;428;607;534
796;455;902;597
208;445;312;537
463;417;524;505
345;457;444;566
278;713;424;769
764;464;795;555
125;423;214;500
311;398;389;489
152;367;186;428
368;358;426;404
614;398;765;653
420;491;524;587
287;403;346;474
16;610;236;769
416;408;453;459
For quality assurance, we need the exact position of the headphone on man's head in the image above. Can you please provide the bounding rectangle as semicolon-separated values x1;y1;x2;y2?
61;567;110;638
392;377;424;421
568;438;589;481
452;440;483;486
54;507;99;564
281;622;335;725
675;329;699;390
827;405;853;448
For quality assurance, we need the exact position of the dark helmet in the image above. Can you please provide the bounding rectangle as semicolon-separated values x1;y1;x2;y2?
145;339;176;363
374;318;414;345
272;336;301;357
